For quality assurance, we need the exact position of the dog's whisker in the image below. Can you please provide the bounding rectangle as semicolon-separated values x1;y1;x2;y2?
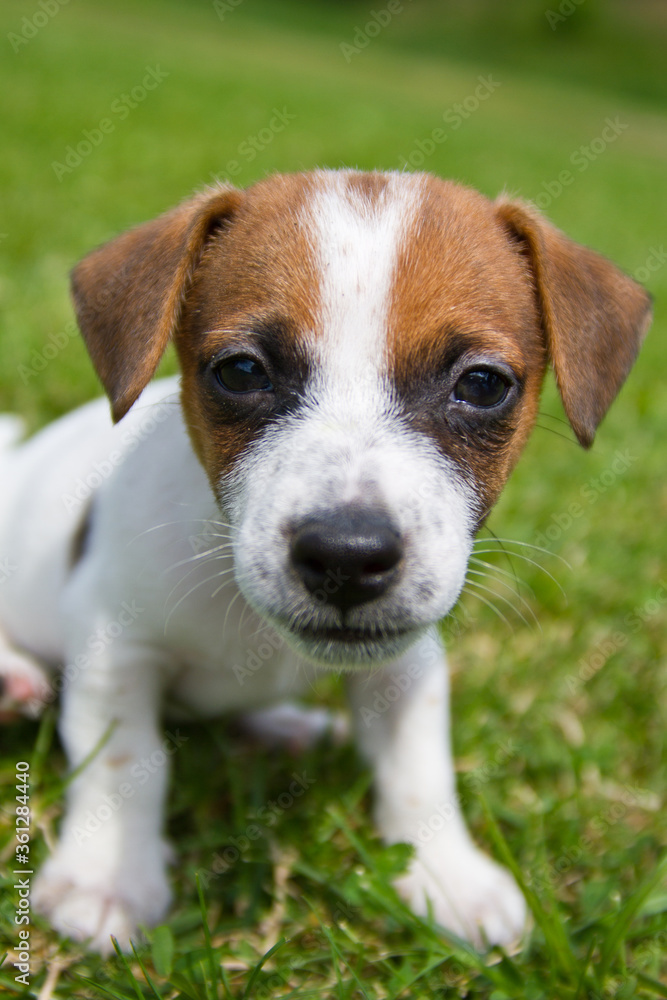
469;556;535;594
537;410;571;428
479;579;538;630
129;520;188;544
164;567;236;629
468;556;536;597
465;568;539;627
245;618;279;642
463;576;536;630
221;586;247;637
461;584;514;631
210;576;237;601
533;422;577;445
237;599;256;636
474;537;571;565
166;566;236;613
178;516;237;531
469;554;521;592
163;559;234;605
164;543;236;574
471;546;569;599
211;566;236;600
129;518;237;549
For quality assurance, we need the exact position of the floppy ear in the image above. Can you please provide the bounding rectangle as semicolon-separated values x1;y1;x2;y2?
495;198;652;448
71;185;244;422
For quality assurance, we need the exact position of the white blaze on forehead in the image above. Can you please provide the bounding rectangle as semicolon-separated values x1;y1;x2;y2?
307;171;424;386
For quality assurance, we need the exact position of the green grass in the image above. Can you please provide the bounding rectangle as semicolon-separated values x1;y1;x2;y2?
1;0;666;996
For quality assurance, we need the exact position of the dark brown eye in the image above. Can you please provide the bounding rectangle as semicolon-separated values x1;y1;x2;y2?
453;369;509;408
215;357;273;394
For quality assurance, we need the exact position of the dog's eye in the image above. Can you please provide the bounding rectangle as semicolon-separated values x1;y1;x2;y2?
214;357;273;394
453;369;510;408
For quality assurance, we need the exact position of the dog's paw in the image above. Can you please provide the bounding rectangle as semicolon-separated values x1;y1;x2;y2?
394;840;527;949
0;646;51;720
239;701;349;752
33;886;144;954
33;853;171;954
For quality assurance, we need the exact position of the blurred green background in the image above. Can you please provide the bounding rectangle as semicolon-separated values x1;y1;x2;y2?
1;0;665;590
1;1;666;995
2;0;665;420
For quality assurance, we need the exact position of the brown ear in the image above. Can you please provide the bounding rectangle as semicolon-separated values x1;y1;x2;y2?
71;185;244;422
495;198;652;448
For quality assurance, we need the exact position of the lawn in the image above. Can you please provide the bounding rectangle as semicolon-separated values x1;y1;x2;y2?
0;1;666;997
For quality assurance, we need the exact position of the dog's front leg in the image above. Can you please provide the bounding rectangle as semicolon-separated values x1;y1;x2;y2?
33;635;174;954
347;628;526;949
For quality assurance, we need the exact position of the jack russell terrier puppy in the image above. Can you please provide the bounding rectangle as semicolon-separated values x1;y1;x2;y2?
0;170;651;953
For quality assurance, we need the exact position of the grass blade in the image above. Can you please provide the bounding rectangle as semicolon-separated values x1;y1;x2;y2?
196;873;220;1000
598;852;667;977
151;925;174;978
241;936;287;1000
478;792;578;979
112;937;149;1000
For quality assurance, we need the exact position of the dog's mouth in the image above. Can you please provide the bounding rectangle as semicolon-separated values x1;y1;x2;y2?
296;622;407;642
280;618;420;666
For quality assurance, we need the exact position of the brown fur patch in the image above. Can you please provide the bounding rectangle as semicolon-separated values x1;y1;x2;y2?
343;171;390;205
388;176;546;515
71;187;245;421
494;197;652;447
175;173;324;490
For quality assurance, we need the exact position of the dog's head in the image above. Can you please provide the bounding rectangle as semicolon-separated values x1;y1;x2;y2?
71;170;651;665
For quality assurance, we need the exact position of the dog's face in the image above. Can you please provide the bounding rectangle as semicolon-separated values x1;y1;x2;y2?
71;170;651;665
176;173;545;663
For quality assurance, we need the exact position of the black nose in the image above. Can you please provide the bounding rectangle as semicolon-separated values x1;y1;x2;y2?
291;508;403;614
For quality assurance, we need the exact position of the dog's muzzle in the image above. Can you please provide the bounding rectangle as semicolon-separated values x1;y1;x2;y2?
281;506;416;661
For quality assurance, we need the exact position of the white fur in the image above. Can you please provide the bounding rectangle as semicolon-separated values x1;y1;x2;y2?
1;172;526;952
226;173;476;664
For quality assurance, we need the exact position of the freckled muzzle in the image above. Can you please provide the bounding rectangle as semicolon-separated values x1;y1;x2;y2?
227;411;478;668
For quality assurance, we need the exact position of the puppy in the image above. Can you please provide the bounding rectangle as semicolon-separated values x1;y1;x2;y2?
0;170;651;953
